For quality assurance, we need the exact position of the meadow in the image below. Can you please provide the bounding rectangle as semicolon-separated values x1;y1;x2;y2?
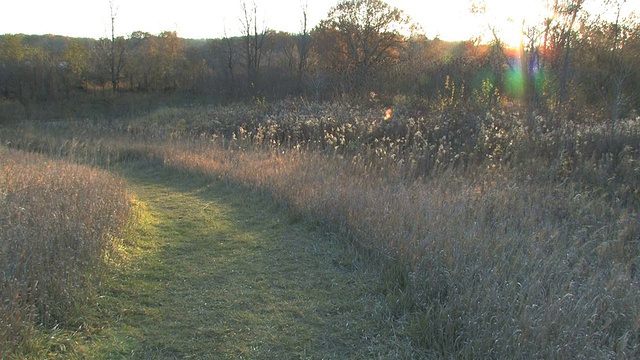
0;145;132;356
1;97;639;358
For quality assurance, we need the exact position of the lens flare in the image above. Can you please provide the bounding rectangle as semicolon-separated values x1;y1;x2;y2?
505;50;547;101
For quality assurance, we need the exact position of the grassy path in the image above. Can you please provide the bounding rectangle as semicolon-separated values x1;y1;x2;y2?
86;164;413;359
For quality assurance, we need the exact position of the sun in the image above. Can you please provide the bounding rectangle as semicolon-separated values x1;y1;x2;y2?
475;0;550;48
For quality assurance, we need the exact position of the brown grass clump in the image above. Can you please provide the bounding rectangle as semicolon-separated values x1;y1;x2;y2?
0;147;131;356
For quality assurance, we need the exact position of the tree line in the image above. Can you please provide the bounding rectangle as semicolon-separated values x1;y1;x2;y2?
1;0;638;121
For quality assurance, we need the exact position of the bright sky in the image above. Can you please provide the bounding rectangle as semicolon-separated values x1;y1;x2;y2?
0;0;629;46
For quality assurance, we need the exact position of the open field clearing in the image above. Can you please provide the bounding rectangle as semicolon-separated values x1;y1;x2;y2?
2;0;639;355
1;98;639;357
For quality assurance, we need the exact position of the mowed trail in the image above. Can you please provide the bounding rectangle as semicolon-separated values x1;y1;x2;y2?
93;164;413;359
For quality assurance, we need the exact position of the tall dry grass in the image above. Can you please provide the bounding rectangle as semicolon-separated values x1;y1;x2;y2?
147;100;640;357
2;100;639;357
159;139;640;357
0;146;131;356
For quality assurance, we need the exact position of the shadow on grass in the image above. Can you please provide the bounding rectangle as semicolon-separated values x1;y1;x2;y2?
92;160;414;359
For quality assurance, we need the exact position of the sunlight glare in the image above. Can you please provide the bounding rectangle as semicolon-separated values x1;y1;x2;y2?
476;0;550;47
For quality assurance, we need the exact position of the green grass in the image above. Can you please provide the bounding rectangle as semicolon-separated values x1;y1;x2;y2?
81;161;415;359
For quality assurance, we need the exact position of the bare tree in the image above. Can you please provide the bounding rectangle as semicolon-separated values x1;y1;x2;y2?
239;0;268;95
108;0;126;92
222;26;239;98
555;0;585;106
296;0;312;94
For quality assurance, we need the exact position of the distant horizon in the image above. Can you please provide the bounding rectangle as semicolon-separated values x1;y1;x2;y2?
2;0;545;46
2;0;631;47
0;29;495;43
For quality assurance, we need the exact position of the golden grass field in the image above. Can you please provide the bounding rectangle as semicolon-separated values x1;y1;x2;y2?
1;99;639;357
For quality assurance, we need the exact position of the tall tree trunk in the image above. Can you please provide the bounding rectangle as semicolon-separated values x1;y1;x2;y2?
558;0;583;107
110;2;118;92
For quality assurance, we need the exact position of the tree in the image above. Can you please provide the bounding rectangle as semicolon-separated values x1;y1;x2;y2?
181;43;214;95
552;0;585;107
209;23;244;99
577;1;640;127
239;0;269;95
126;31;155;90
0;35;60;102
0;35;27;98
62;39;90;91
156;31;184;91
108;0;126;92
296;0;312;94
279;1;313;96
314;0;413;95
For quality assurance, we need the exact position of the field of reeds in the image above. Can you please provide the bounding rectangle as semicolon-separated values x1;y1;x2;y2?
2;97;639;357
0;146;132;357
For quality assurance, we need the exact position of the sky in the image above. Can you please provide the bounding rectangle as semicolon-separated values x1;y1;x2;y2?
0;0;633;46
